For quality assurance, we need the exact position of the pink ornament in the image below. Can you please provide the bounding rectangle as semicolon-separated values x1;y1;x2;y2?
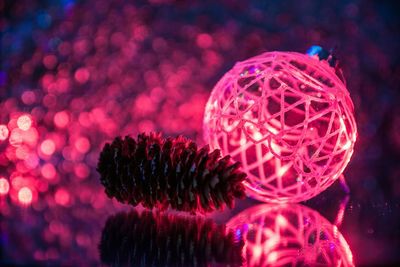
203;51;357;202
226;204;354;267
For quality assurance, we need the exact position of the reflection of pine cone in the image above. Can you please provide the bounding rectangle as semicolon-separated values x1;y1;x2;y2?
97;132;246;213
99;210;244;267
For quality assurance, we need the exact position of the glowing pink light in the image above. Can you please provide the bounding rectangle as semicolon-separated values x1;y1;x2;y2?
74;68;90;84
40;139;56;156
74;163;90;179
22;127;39;146
15;146;29;160
55;188;70;206
56;78;70;93
24;153;39;169
54;111;70;128
91;108;106;124
43;54;58;69
37;180;49;193
21;91;36;105
41;74;54;91
75;137;90;154
9;129;23;147
78;112;92;127
276;214;288;227
0;124;10;141
0;178;10;195
41;163;56;180
16;161;30;173
11;175;24;189
196;33;213;48
17;115;32;131
18;187;33;205
267;252;278;264
134;94;155;116
203;51;357;203
138;120;155;133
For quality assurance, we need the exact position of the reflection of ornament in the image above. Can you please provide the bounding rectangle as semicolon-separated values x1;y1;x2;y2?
99;210;244;266
227;204;354;267
97;132;246;213
203;50;357;202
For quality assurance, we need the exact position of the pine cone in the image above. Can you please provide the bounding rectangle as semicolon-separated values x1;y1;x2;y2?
99;210;244;267
97;132;246;213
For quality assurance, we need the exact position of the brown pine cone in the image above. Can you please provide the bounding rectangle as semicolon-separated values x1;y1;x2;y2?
97;132;246;213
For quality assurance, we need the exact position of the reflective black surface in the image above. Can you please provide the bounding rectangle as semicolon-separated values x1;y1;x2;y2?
2;181;400;266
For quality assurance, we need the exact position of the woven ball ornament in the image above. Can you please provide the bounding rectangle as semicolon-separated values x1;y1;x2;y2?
226;204;354;266
203;50;357;203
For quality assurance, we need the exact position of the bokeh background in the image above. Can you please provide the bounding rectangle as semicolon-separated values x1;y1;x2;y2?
1;0;399;266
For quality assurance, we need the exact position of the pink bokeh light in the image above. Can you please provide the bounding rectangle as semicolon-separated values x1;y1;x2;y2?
18;186;33;205
40;139;56;156
0;124;10;141
54;111;70;128
0;177;10;195
55;188;71;206
17;114;33;131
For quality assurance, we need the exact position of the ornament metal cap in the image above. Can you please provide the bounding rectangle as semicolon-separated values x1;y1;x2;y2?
307;45;346;84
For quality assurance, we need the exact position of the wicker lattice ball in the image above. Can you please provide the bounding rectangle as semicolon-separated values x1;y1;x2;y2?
203;51;357;202
226;204;354;267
